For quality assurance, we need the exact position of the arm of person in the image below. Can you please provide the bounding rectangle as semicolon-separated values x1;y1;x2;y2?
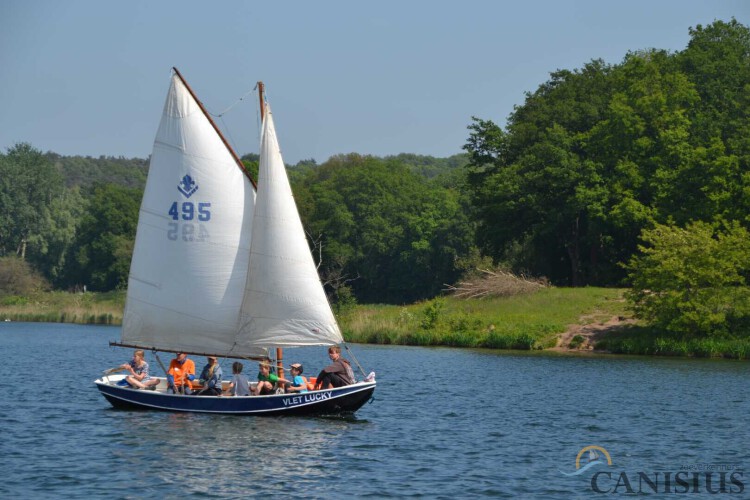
266;373;289;385
186;360;196;382
209;367;223;388
124;363;143;381
198;366;209;384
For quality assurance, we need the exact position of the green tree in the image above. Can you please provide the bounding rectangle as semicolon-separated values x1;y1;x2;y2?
67;184;141;291
625;220;750;337
0;143;63;259
240;153;259;183
26;187;87;287
465;60;615;285
678;19;750;224
47;153;148;189
298;154;473;303
464;20;750;287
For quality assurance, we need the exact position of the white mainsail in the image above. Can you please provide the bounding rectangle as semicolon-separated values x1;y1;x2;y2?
236;105;344;348
122;73;262;357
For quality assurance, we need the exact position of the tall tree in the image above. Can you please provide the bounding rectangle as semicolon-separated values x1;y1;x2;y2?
678;18;750;224
66;184;141;291
298;154;473;303
26;187;87;287
0;143;63;259
465;60;614;285
464;19;750;287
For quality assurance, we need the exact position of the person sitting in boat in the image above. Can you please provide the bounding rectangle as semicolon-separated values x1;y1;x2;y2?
226;361;251;396
254;361;288;395
194;355;223;396
285;363;308;393
315;346;355;389
119;349;159;390
167;352;196;394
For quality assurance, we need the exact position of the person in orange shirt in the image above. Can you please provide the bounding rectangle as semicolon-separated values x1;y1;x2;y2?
167;352;196;394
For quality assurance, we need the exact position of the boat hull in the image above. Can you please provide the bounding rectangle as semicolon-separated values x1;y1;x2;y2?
95;377;375;416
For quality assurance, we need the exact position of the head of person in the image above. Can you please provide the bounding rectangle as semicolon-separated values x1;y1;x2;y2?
207;355;217;364
133;349;144;362
259;361;270;374
290;363;303;375
328;346;341;360
232;361;243;374
176;352;187;364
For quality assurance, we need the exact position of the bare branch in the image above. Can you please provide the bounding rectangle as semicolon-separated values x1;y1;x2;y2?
444;268;547;299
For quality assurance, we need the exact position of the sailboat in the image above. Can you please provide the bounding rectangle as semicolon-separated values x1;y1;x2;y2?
94;68;376;415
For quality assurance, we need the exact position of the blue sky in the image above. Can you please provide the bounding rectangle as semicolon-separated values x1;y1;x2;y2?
1;1;747;165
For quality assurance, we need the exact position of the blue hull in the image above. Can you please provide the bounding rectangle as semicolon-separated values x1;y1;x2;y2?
95;378;376;416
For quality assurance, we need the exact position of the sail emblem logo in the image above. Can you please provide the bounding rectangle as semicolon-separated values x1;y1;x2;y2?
560;445;613;476
178;175;199;198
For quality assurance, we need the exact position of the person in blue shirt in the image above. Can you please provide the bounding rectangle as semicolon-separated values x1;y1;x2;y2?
286;363;308;393
195;355;223;396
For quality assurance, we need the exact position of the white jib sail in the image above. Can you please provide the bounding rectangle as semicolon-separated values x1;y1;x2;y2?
237;105;344;348
122;73;261;357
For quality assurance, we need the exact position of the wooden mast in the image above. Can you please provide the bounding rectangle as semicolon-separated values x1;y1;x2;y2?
257;80;285;382
257;81;265;121
171;67;257;189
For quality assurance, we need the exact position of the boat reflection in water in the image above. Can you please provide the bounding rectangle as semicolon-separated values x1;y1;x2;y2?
108;407;360;494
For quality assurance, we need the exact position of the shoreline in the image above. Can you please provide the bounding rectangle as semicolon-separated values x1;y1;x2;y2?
550;314;638;354
0;308;750;360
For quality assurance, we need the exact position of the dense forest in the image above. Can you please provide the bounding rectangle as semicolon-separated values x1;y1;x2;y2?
1;19;749;336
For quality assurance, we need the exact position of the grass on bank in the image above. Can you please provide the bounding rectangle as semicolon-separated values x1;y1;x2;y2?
0;287;626;346
340;287;628;350
0;290;124;324
3;287;748;359
594;325;750;359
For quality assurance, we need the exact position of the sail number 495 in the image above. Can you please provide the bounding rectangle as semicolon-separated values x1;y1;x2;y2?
168;201;211;221
167;202;211;242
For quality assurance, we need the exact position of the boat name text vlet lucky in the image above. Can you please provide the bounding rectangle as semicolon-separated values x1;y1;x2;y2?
282;392;333;406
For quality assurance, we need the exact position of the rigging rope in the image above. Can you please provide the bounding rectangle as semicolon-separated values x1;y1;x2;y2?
202;83;264;156
219;115;239;157
344;344;368;378
209;85;257;117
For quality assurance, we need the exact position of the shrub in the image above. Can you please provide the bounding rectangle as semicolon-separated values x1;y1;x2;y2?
420;298;445;330
569;334;585;349
625;220;750;337
0;256;50;296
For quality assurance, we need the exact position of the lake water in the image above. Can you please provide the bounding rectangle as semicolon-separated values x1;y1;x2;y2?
1;322;749;498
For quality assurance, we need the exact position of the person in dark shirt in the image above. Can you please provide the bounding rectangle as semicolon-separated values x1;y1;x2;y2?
315;346;354;389
194;356;223;396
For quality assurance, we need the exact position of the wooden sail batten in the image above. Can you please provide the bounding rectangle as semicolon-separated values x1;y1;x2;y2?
171;67;257;189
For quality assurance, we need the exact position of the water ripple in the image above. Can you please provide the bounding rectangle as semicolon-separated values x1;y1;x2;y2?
1;324;749;498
